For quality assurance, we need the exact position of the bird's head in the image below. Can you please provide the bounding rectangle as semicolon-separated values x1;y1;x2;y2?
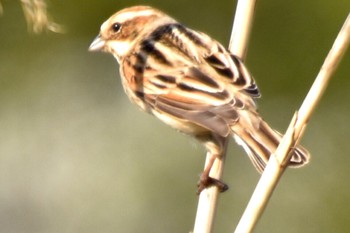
89;6;175;61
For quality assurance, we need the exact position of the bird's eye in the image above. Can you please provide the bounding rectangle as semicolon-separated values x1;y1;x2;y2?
111;23;121;33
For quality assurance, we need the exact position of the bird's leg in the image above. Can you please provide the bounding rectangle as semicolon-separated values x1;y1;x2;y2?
197;153;228;194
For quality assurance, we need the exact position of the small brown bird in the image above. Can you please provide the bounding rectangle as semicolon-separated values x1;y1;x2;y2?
89;6;310;193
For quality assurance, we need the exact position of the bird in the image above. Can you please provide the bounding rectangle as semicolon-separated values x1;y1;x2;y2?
89;5;310;193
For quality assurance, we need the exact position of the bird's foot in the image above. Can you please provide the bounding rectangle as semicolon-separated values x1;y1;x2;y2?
197;175;229;194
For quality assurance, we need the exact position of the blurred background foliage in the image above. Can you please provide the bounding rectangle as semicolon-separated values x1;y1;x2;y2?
0;0;349;232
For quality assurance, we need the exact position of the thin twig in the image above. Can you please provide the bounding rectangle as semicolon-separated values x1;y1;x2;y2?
234;13;350;233
192;1;257;233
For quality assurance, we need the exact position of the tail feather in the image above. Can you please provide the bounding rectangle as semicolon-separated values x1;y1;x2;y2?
233;119;310;173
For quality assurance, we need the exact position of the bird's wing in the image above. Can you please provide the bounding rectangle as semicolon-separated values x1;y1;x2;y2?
143;66;251;137
134;24;260;136
203;50;260;98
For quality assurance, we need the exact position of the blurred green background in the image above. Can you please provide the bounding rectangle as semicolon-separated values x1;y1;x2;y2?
0;0;349;232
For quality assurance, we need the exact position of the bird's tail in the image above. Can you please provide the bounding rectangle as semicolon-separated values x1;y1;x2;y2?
232;118;310;173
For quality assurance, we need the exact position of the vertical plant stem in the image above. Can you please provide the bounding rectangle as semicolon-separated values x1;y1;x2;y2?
229;0;256;59
193;140;228;233
192;1;257;232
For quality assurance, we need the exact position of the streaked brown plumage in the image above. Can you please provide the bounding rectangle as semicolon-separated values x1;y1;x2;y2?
89;6;310;193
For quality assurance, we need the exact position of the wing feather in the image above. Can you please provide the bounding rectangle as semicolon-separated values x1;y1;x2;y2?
125;24;260;135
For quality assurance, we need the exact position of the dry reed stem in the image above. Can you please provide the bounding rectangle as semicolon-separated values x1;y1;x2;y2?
192;1;257;232
234;13;350;233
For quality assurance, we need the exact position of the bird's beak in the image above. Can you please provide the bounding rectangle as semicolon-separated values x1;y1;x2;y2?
89;34;106;52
